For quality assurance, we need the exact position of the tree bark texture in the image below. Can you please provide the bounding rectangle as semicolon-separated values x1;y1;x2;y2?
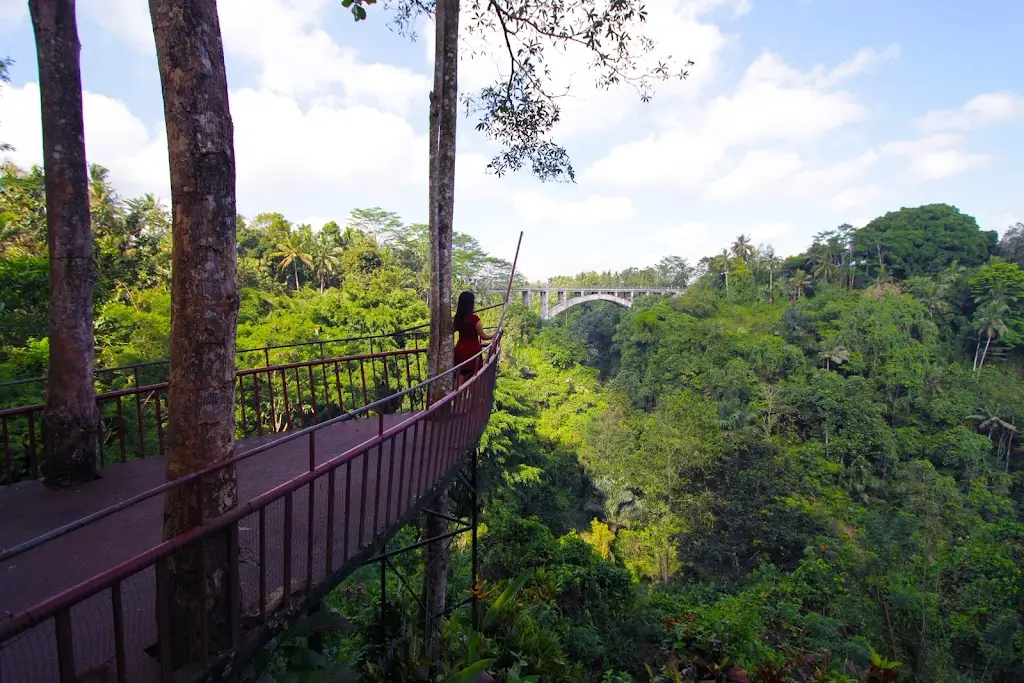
423;0;460;668
29;0;100;489
427;0;459;401
149;0;240;667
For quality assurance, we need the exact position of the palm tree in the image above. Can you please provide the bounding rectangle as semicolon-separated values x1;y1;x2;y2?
807;244;838;284
731;234;754;261
967;407;1019;472
270;231;313;290
913;278;952;319
760;250;781;302
712;249;732;291
812;258;838;284
789;269;811;300
819;342;849;371
973;279;1020;307
310;233;343;293
89;164;123;234
972;299;1010;373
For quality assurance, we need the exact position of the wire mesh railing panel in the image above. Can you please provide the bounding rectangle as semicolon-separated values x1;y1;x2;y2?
118;566;159;683
68;588;116;680
236;508;263;628
257;496;288;622
0;620;59;683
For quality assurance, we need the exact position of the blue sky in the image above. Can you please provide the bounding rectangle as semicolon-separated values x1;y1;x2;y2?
1;0;1022;280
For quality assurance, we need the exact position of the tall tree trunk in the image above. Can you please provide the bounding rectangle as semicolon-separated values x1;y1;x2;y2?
973;339;981;372
426;0;458;400
978;331;993;372
29;0;100;488
768;269;773;303
423;0;460;668
661;514;670;584
293;259;300;290
150;0;240;668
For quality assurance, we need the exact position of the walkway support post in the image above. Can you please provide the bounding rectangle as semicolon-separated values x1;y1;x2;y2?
470;447;479;630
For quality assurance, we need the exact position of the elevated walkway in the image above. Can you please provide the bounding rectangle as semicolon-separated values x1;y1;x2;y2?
0;340;500;682
0;233;522;683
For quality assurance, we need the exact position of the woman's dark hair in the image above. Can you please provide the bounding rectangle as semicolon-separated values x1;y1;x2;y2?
454;291;475;329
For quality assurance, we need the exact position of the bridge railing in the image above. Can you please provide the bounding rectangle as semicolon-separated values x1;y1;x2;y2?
0;302;506;406
0;305;508;484
0;335;502;682
0;328;429;403
0;345;431;484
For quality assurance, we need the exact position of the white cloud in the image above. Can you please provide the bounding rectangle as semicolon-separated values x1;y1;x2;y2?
749;221;795;242
87;0;429;115
651;219;796;266
1;82;434;216
220;0;430;113
883;133;991;181
916;91;1024;132
907;149;990;181
810;45;901;88
679;0;752;18
230;88;427;207
2;83;169;199
829;185;885;212
510;191;634;227
654;222;725;263
705;149;878;201
583;48;878;195
737;44;900;91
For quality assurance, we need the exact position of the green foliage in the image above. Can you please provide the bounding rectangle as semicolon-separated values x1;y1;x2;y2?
247;610;358;683
4;162;1022;681
0;255;48;349
483;568;536;630
854;204;997;280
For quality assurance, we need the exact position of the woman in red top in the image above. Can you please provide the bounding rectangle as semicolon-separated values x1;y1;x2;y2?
453;291;493;380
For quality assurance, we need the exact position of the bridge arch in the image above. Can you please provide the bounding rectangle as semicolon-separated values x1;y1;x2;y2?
546;292;632;319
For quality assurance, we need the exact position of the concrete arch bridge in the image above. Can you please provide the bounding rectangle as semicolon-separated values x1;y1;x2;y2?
505;287;684;320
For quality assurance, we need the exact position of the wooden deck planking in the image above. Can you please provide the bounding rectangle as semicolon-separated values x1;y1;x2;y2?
0;412;447;683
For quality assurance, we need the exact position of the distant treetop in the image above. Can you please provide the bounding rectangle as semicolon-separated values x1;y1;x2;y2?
853;203;998;280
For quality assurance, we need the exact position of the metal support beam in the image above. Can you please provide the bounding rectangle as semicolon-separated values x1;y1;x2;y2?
470;448;479;630
365;525;472;563
366;450;481;657
423;508;470;526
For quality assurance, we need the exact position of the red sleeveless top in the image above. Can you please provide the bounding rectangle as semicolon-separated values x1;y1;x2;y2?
454;314;482;372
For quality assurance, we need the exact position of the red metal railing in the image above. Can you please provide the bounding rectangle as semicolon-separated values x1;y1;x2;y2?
0;308;504;484
0;301;505;400
0;344;430;484
0;333;503;683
